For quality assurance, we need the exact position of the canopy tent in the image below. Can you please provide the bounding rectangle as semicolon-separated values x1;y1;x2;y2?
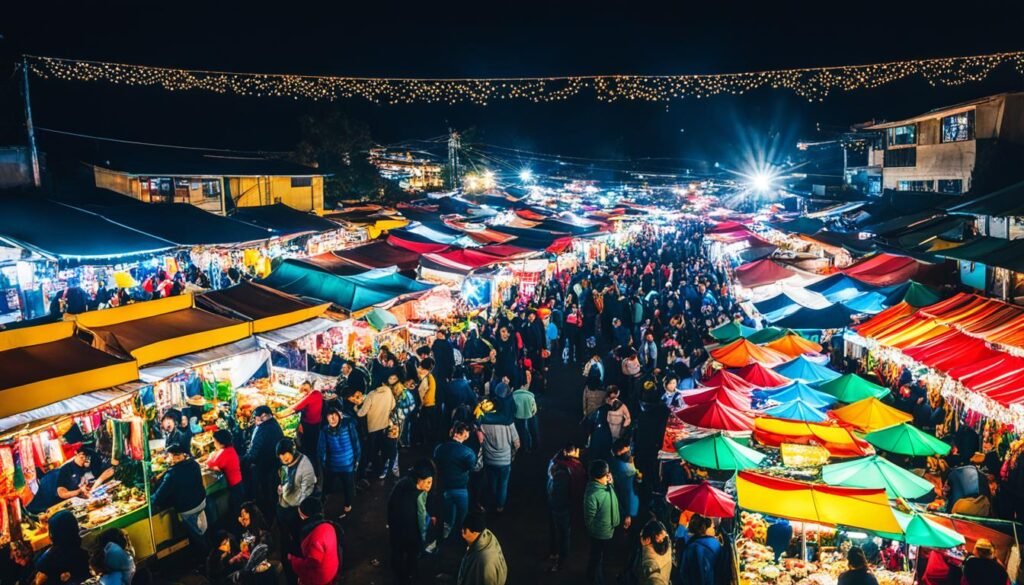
419;246;532;275
822;455;935;499
745;327;789;345
710;338;790;368
0;195;176;265
753;417;871;457
948;178;1024;217
0;387;135;436
842;253;928;287
701;368;758;392
99;203;274;246
676;401;754;432
765;333;824;357
138;337;264;383
709;321;757;343
387;229;453;254
773;355;841;384
72;294;251;367
196;281;330;333
854;302;916;338
666;482;735;518
763;399;828;422
885;511;965;548
737;244;779;263
884;281;941;308
761;381;837;409
734;363;790;388
307;240;422;272
863;423;951;457
767;217;825;235
830;397;912;432
736;471;902;534
681;386;752;410
489;224;574;252
753;289;832;321
769;303;855;330
842;291;889;315
260;262;434;313
229;203;341;237
735;259;797;288
255;318;338;349
807;273;878;302
0;321;140;419
364;307;400;331
676;432;766;470
815;374;891;403
708;220;749;234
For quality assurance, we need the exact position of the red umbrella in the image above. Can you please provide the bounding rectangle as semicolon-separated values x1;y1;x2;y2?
676;401;754;432
666;481;736;518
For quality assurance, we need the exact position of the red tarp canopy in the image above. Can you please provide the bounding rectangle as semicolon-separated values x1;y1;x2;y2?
947;354;1024;383
311;240;423;272
735;259;797;288
420;247;523;273
708;220;748;234
855;302;916;337
676;401;754;432
701;369;758;392
681;386;752;410
387;233;450;254
842;253;922;286
734;363;791;388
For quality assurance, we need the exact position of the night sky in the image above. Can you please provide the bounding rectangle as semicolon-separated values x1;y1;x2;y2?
1;2;1022;176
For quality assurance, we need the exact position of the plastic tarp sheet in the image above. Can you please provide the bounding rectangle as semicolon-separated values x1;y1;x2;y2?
0;321;140;418
769;303;855;330
773;355;841;384
681;386;752;410
387;231;452;254
816;374;891;403
197;281;330;333
734;363;790;388
765;333;823;357
256;317;340;349
735;259;797;288
821;455;935;499
312;240;422;272
767;217;825;235
830;397;912;432
842;253;925;287
763;400;828;422
0;388;135;436
752;418;872;457
230;203;341;236
709;321;757;343
73;294;252;366
700;369;757;392
99;203;274;246
761;381;836;409
736;471;901;533
261;263;433;313
710;338;790;368
676;401;754;432
139;336;263;382
842;291;889;315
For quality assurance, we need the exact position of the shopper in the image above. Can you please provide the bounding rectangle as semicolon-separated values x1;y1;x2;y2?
152;444;209;557
357;376;397;480
207;429;245;518
635;520;673;585
317;406;361;519
242;405;284;519
547;442;586;573
277;381;324;461
434;421;478;540
34;510;90;585
962;539;1008;585
480;407;520;513
511;371;539;453
236;502;276;561
457;513;508;585
416;357;439;443
609;439;640;531
96;528;136;585
678;515;722;585
387;462;435;585
276;438;317;556
583;460;621;585
287;497;340;585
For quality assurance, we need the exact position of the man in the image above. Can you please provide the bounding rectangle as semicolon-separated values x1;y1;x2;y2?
357;376;397;480
457;513;508;585
57;447;115;501
612;317;632;350
416;357;439;443
635;520;673;585
317;406;361;519
287;497;340;585
583;460;621;585
161;409;193;453
242;405;284;518
583;352;605;389
608;439;640;532
277;438;317;557
432;329;456;383
337;361;368;396
480;408;520;513
639;331;658;372
962;538;1009;585
387;463;435;585
434;422;478;540
152;444;208;556
547;443;586;573
511;371;539;453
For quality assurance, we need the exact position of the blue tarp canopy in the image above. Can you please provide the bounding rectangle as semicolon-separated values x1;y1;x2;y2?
806;274;877;302
842;291;889;315
260;262;433;312
99;204;274;246
773;356;841;384
753;292;803;316
230;203;341;236
759;381;837;409
769;303;855;330
763;399;829;422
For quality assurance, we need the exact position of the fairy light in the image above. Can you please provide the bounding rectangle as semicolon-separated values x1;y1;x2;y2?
24;52;1024;105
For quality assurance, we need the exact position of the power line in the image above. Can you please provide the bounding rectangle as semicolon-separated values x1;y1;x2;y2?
36;127;291;155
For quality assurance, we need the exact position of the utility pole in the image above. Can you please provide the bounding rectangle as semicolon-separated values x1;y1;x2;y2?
21;57;41;188
447;128;461;190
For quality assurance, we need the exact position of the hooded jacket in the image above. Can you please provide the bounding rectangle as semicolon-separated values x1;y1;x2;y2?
357;385;397;433
36;510;90;585
388;477;427;547
457;529;508;585
317;415;361;473
289;517;340;585
583;480;621;540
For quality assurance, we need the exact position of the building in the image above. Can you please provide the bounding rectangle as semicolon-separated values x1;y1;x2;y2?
368;148;444;191
91;150;326;214
861;92;1024;195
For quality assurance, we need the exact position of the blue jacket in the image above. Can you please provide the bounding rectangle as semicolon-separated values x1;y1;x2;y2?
433;440;478;490
243;417;284;479
680;535;721;585
153;457;206;514
317;416;361;473
608;455;640;518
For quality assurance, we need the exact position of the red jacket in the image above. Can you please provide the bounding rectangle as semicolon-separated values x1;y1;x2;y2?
288;521;339;585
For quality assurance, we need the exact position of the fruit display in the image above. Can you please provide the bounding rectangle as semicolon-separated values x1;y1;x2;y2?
740;512;769;544
738;536;913;585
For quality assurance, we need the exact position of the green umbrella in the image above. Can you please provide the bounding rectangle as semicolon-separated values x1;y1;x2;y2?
863;423;952;457
822;455;935;499
815;373;891;403
676;432;766;470
710;321;757;343
880;510;965;548
902;281;941;308
746;327;794;345
365;307;399;331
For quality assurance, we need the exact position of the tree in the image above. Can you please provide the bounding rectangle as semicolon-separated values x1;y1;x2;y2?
293;110;390;206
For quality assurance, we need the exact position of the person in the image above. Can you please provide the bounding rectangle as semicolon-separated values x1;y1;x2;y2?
838;547;879;585
480;408;520;513
583;352;605;389
678;514;721;585
152;444;209;557
434;422;478;540
161;408;193;453
356;376;397;480
457;513;508;585
766;518;793;563
277;382;323;461
583;460;621;585
206;429;244;517
27;447;116;513
317;406;361;519
383;374;413;478
207;531;243;583
237;502;275;562
387;462;435;585
276;438;317;557
433;329;457;383
605;388;632;440
96;528;136;585
242;405;284;519
287;498;340;585
962;539;1009;585
34;510;90;585
416;357;439;443
547;443;587;573
609;439;640;531
635;520;673;585
662;376;684;409
511;372;539;453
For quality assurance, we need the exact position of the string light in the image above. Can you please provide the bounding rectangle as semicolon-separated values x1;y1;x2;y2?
24;52;1024;105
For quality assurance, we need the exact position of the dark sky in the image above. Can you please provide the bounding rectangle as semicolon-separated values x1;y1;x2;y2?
1;2;1022;176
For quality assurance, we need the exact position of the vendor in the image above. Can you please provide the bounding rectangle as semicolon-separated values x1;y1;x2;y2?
161;408;193;453
276;381;323;460
27;447;114;513
838;547;879;585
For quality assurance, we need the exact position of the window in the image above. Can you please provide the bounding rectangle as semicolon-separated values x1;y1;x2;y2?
937;179;964;194
290;176;313;188
887;124;917;146
897;180;933;192
941;110;975;143
201;179;222;198
884;147;917;167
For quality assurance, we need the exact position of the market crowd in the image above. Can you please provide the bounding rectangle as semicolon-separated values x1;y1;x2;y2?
3;217;1018;585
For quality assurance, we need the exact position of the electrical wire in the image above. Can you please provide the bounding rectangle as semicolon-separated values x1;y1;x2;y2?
36;126;291;155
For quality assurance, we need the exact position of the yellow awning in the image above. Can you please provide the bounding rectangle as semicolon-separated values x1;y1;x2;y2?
830;397;912;432
0;321;75;351
71;294;194;328
737;471;902;534
250;303;330;333
367;218;410;239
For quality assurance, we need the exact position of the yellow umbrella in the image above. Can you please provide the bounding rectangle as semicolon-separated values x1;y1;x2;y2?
830;397;912;432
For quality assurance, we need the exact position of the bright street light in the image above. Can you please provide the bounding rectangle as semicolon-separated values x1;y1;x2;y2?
751;172;773;192
518;169;534;183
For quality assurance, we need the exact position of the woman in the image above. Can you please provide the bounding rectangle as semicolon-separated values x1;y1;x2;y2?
317;407;361;519
605;388;632;441
838;547;879;585
206;429;245;517
382;374;414;478
678;515;720;585
236;502;276;561
207;531;243;584
635;520;673;585
278;382;323;460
